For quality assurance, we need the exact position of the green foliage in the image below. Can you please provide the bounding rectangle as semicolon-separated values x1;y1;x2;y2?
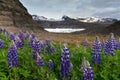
0;35;120;80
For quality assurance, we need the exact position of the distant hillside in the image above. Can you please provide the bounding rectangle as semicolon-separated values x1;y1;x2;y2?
0;0;43;30
101;21;120;35
32;15;111;29
32;15;115;34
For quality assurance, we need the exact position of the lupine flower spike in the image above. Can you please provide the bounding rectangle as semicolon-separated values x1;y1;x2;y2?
25;31;30;39
61;44;71;78
48;59;54;70
8;42;18;69
15;36;24;49
109;33;117;49
92;36;101;65
10;33;15;41
36;53;44;66
0;39;4;48
29;35;35;48
81;57;94;80
104;33;116;56
32;38;41;59
50;44;56;53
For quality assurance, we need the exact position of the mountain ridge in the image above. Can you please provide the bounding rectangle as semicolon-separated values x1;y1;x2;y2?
32;15;118;24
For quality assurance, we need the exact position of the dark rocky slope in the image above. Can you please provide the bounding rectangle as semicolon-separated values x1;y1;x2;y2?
101;21;120;35
0;0;43;30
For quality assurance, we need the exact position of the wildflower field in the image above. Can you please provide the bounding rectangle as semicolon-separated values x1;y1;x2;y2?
0;28;120;80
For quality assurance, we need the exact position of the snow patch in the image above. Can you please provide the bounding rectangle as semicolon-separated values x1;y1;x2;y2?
44;28;85;33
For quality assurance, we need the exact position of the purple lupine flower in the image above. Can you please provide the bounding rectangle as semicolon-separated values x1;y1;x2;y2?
0;39;4;48
36;53;44;66
109;33;117;49
18;32;25;42
61;44;71;78
8;48;13;69
25;32;30;39
7;42;18;69
45;45;50;53
12;46;18;67
29;36;35;48
10;33;15;41
50;44;56;53
31;33;35;39
45;39;50;45
15;37;24;49
81;57;94;80
104;33;116;56
32;38;41;59
104;41;109;55
83;38;89;47
92;36;101;64
48;59;54;70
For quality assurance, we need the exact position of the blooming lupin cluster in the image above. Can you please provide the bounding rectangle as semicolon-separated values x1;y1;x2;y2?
10;33;15;41
0;39;4;48
104;33;116;56
45;39;56;53
104;41;109;55
31;38;41;59
81;57;94;80
29;35;35;48
61;44;71;78
50;44;56;53
31;33;35;39
18;32;25;43
92;36;101;64
109;33;117;49
8;42;18;69
36;53;44;66
15;37;24;49
45;39;50;45
48;59;54;70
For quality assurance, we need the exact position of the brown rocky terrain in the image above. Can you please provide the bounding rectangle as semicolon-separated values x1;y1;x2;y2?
0;0;43;32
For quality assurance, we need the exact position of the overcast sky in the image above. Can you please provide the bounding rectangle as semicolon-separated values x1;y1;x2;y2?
20;0;120;19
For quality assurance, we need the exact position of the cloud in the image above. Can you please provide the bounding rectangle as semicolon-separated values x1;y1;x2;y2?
20;0;120;19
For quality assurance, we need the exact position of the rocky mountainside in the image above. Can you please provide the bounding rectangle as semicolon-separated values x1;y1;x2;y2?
101;21;120;35
0;0;43;31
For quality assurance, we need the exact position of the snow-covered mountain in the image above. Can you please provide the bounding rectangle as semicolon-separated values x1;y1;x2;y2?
32;15;48;21
32;15;61;21
32;15;118;24
77;17;118;23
